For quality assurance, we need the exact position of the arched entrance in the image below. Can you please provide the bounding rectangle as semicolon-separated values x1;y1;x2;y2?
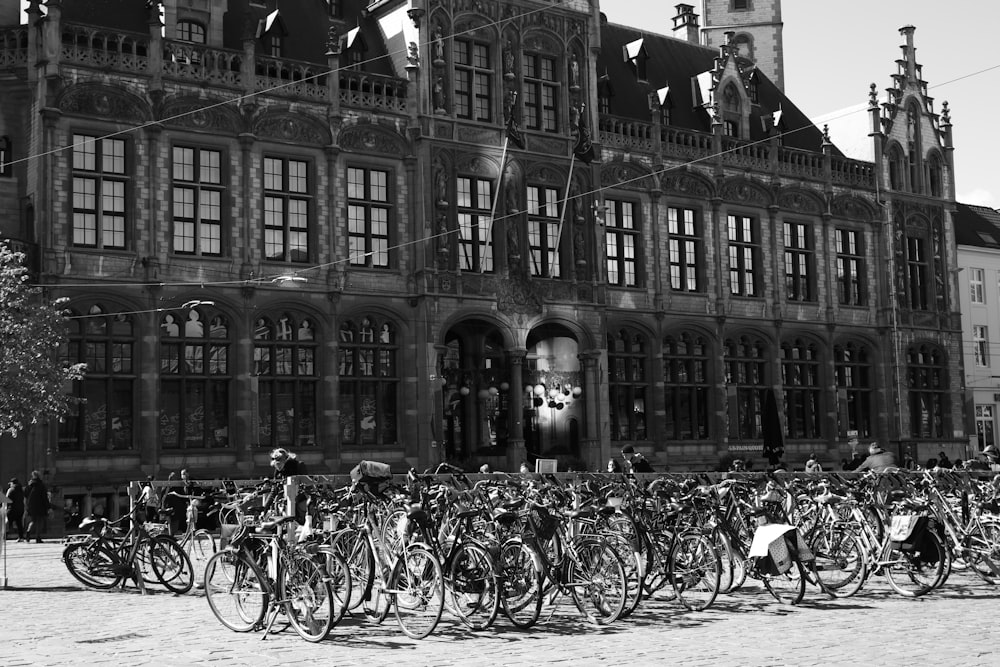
523;324;585;465
439;320;511;463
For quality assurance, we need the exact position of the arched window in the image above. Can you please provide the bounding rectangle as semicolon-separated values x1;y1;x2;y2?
834;340;873;438
927;152;944;197
608;328;648;441
721;83;741;137
887;144;905;191
781;338;821;439
523;35;561;132
176;20;206;44
906;103;922;193
159;306;231;449
253;313;318;448
339;316;398;446
724;334;769;440
663;331;711;440
58;305;135;451
907;343;948;438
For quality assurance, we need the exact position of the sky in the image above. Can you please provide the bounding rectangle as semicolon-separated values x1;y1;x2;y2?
604;0;1000;207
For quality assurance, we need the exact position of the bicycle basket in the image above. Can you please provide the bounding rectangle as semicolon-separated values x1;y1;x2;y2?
529;506;559;541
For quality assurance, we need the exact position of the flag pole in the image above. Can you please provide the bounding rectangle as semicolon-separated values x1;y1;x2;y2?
480;136;509;273
550;151;576;278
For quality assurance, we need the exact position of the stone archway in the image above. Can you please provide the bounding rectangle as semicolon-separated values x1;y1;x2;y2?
523;323;586;467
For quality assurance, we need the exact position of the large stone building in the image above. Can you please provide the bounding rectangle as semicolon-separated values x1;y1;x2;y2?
0;0;966;519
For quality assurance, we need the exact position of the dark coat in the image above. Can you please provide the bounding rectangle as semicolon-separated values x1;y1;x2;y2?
6;482;24;515
25;478;49;517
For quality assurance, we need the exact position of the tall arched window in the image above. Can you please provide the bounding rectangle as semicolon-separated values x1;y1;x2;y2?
176;20;206;44
906;103;922;193
834;340;873;438
908;343;947;438
608;328;648;441
927;152;944;197
339;316;398;446
58;305;135;451
725;334;769;440
663;331;710;440
887;144;905;191
781;338;821;439
253;313;318;448
159;306;231;448
721;83;741;137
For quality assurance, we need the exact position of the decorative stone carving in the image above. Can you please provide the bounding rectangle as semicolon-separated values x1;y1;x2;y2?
600;162;653;191
720;178;770;206
497;275;543;315
256;114;329;145
59;85;149;123
339;124;409;156
831;194;876;221
159;99;240;134
777;188;823;214
662;171;712;197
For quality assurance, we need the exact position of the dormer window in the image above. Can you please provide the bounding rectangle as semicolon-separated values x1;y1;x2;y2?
342;27;367;71
257;9;286;58
597;73;614;115
721;83;742;137
176;20;206;44
623;38;648;83
269;35;283;57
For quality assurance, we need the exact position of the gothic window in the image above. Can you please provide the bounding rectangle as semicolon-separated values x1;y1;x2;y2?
834;341;873;438
339;317;398;446
927;152;944;197
836;228;865;306
176;20;206;44
254;313;318;448
605;198;640;287
727;213;760;296
523;51;559;132
172;145;224;256
457;176;495;272
159;306;231;449
668;206;701;292
721;83;741;138
906;103;922;193
888;144;905;191
264;156;311;263
907;343;948;439
72;134;128;249
347;166;391;268
608;328;648;441
663;331;710;440
527;184;562;277
781;338;821;439
725;334;769;440
784;221;813;301
454;39;493;122
58;306;135;451
906;234;929;310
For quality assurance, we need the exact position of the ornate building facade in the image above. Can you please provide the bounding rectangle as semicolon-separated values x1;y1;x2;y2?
0;0;964;518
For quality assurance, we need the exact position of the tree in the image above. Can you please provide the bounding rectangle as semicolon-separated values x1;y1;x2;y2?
0;241;85;436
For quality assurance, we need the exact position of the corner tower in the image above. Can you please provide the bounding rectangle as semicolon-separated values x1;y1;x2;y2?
701;0;784;91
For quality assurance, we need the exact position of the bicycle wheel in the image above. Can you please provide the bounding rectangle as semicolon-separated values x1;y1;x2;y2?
762;559;806;605
63;542;122;590
447;542;500;631
320;549;352;627
135;538;164;585
809;526;867;598
643;532;676;599
669;532;721;612
713;529;748;594
150;536;195;594
601;516;644;618
204;550;267;632
498;538;543;629
568;537;627;625
884;529;946;597
330;529;374;611
391;544;445;639
280;550;335;642
965;520;1000;584
188;530;217;583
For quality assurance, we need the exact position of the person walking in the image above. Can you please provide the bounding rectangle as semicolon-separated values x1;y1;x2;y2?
138;476;160;524
6;478;25;542
24;470;49;543
854;442;898;473
621;445;654;473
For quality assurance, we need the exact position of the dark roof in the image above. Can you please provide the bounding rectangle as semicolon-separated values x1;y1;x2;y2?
955;202;1000;248
597;21;831;154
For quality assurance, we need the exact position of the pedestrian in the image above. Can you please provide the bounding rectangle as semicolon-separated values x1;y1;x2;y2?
937;451;952;469
621;445;654;473
844;451;865;471
519;461;530;474
6;478;25;542
270;448;308;524
6;478;25;540
729;458;746;473
983;445;1000;472
479;463;491;474
24;470;49;543
138;476;160;524
804;454;823;473
607;458;623;473
854;442;897;473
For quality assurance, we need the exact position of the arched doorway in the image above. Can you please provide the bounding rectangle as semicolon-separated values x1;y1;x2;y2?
523;324;585;463
440;320;510;462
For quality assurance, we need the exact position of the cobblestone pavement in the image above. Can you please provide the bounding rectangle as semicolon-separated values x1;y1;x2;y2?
0;541;997;666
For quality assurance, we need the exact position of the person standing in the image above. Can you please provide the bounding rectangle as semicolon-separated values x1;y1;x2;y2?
621;445;654;473
5;478;25;541
138;476;160;524
804;454;823;473
24;470;49;543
